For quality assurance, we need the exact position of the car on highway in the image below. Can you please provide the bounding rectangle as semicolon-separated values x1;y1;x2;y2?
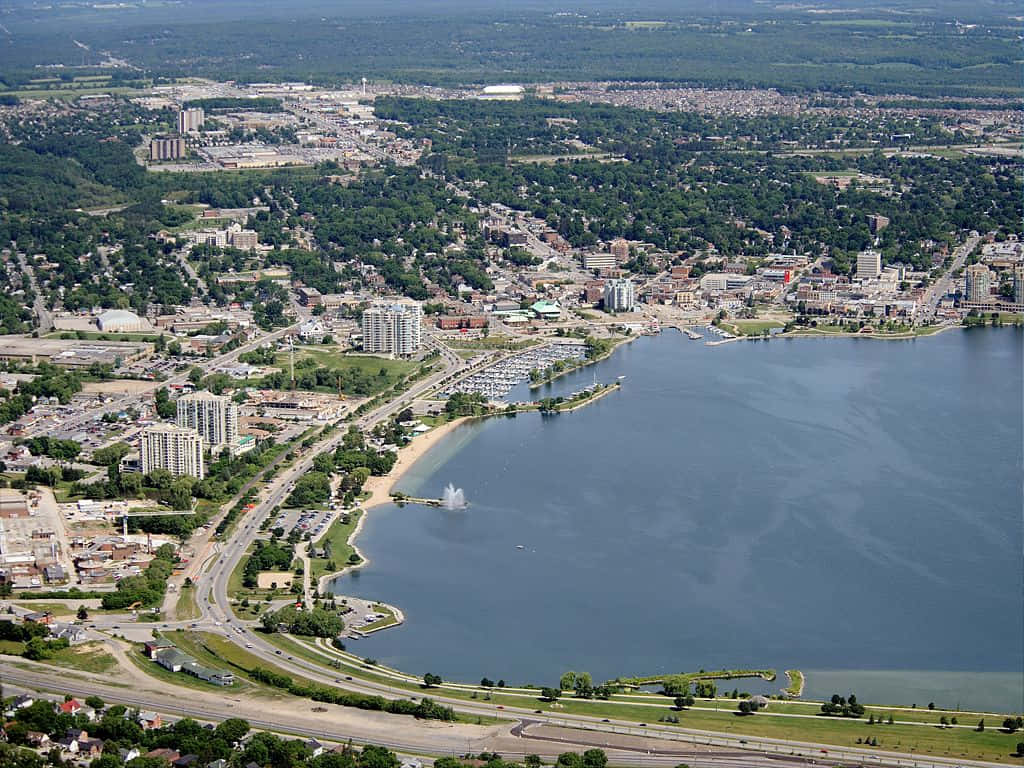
275;650;282;655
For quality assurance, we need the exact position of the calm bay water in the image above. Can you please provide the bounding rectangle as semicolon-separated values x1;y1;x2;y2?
332;329;1023;712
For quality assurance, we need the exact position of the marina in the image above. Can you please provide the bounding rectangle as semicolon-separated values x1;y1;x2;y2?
442;342;588;401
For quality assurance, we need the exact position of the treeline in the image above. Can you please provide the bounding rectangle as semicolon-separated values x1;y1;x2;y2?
248;666;456;721
10;7;1018;97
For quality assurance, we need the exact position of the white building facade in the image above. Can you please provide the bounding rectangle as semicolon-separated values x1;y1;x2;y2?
361;302;422;356
176;391;238;454
603;278;636;312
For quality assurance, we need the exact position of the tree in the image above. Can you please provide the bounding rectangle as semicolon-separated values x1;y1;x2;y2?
738;700;751;715
77;606;89;621
555;754;582;768
423;673;442;688
977;719;984;732
84;696;104;710
524;756;541;768
540;687;560;702
559;671;577;692
1016;742;1024;757
581;750;607;768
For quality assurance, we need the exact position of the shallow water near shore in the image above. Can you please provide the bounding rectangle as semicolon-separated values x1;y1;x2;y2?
333;328;1023;713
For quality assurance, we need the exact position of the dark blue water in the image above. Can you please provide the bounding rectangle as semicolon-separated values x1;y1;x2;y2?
332;329;1024;712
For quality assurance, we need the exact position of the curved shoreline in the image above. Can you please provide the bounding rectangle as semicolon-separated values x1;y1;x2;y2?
316;415;474;596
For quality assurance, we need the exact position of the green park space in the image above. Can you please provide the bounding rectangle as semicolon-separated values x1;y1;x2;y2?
266;634;1021;763
271;348;419;397
309;510;362;582
720;319;785;336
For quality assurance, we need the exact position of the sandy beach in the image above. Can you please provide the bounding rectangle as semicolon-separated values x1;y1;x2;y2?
360;416;471;511
315;416;472;595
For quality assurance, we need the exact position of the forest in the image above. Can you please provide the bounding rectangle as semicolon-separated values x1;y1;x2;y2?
0;2;1019;98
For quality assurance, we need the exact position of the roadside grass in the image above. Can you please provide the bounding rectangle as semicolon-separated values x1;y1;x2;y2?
268;635;1020;763
177;631;498;724
7;601;78;617
0;640;116;674
174;586;202;621
309;511;361;582
49;643;118;674
272;349;418;396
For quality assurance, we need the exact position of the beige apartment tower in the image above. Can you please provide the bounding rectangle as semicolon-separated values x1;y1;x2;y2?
140;424;205;479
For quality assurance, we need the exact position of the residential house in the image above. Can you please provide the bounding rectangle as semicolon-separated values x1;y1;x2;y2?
138;712;163;730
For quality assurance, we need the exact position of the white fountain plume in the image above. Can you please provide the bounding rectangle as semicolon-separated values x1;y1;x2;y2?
441;483;467;510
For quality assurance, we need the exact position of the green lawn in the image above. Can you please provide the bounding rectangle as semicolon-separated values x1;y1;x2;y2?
360;604;399;632
722;319;785;336
265;634;1021;763
50;643;118;674
0;640;116;674
273;348;419;396
174;586;202;621
310;511;362;582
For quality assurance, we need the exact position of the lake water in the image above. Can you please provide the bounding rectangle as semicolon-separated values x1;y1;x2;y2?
331;328;1023;713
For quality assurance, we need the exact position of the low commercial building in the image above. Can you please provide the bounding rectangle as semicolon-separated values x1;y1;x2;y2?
96;309;145;333
582;253;617;271
436;315;487;330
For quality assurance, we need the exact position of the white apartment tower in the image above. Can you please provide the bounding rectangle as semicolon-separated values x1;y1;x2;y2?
177;391;238;453
603;278;636;312
140;424;205;479
964;263;991;304
856;250;882;281
361;302;423;356
177;107;205;134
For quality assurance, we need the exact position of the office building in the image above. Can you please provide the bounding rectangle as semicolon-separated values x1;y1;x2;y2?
603;278;636;312
176;391;238;453
140;424;204;480
1014;264;1024;305
582;253;617;271
149;137;185;161
228;229;258;250
362;302;422;356
177;107;205;134
856;250;882;281
964;263;991;304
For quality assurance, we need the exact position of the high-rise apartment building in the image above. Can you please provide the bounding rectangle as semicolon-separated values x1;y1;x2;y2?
149;137;186;161
603;278;636;312
361;302;423;356
856;250;882;281
140;424;205;479
1013;264;1024;305
177;391;238;453
177;107;205;134
964;263;991;304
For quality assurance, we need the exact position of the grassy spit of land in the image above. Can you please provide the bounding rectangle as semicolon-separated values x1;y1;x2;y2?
247;633;1023;764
